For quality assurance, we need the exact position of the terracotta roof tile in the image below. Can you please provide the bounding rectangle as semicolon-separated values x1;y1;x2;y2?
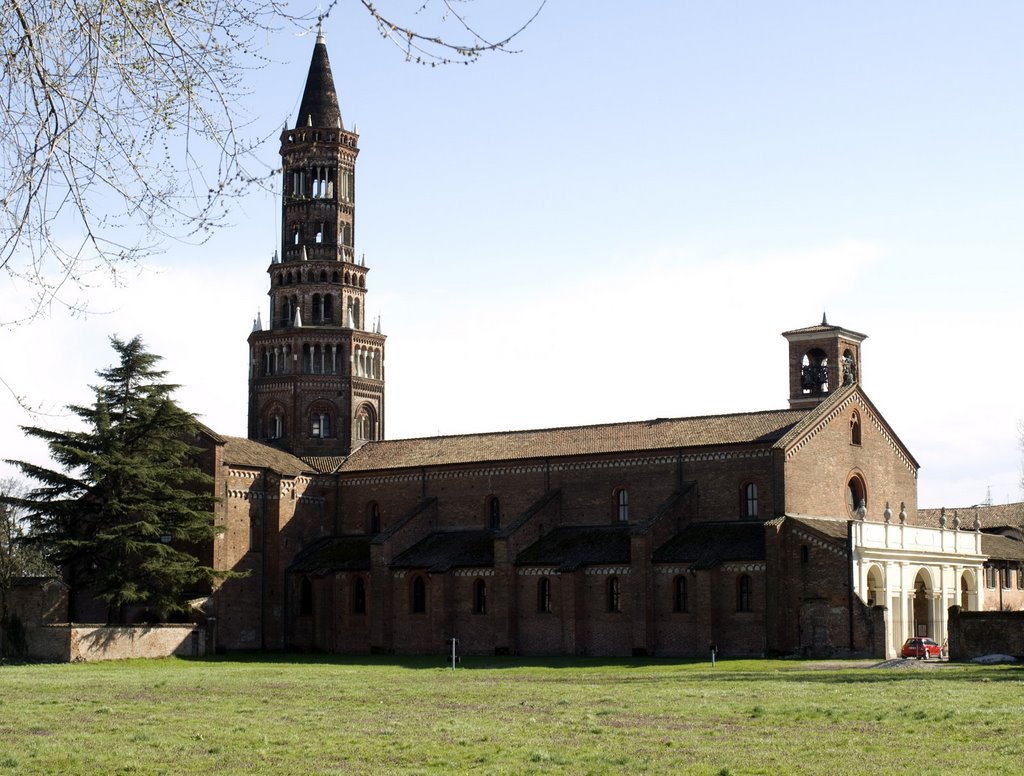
786;515;850;542
980;533;1024;562
653;522;766;568
220;436;313;476
289;536;371;573
918;503;1024;530
339;410;808;472
516;525;631;571
391;530;494;572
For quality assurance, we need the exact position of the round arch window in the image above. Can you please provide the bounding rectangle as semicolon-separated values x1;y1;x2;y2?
847;476;866;515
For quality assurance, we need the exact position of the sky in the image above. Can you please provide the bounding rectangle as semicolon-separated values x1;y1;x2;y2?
2;1;1023;509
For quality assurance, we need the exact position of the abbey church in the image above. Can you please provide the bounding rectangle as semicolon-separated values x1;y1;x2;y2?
198;35;1024;658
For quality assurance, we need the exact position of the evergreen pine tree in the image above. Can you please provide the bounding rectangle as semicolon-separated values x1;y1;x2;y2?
2;336;222;623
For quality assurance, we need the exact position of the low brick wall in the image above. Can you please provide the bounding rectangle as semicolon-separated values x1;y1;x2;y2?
947;605;1024;661
24;624;208;662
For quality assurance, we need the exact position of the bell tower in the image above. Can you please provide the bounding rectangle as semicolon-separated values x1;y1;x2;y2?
247;31;386;457
782;315;866;410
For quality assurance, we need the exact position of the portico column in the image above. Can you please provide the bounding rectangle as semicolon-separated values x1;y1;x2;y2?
930;592;945;651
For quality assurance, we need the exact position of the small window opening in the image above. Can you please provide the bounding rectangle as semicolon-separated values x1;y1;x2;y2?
615;489;629;523
353;577;366;615
299;577;313;616
473;579;487;614
673;576;688;613
737;575;752;612
538;577;552;613
607;576;621;612
412;576;426;613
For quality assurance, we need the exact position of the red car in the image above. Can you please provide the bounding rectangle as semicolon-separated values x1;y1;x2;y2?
901;637;942;660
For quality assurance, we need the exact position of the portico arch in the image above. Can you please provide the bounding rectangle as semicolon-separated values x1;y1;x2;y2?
866;564;884;608
960;569;978;610
912;570;934;638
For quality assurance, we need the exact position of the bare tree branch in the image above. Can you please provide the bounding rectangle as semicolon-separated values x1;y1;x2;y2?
0;0;543;326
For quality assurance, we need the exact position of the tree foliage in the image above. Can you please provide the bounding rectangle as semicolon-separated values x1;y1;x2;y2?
2;336;222;622
1;0;542;325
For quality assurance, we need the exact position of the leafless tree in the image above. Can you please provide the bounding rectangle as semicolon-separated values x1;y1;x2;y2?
1;0;543;326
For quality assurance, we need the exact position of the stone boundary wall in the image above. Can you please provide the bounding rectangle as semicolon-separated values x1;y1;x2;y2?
947;605;1024;660
24;624;210;662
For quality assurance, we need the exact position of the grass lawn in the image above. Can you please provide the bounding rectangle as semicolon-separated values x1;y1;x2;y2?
0;655;1021;774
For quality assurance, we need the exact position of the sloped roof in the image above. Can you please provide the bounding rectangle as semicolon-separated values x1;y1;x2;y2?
220;436;313;476
781;316;867;341
390;530;494;572
653;522;766;568
918;503;1024;531
338;410;808;473
301;456;348;475
980;533;1024;562
289;536;371;574
785;515;850;542
295;35;342;129
516;525;631;571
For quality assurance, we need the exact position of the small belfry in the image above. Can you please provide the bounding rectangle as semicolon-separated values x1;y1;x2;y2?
247;31;386;456
782;313;865;410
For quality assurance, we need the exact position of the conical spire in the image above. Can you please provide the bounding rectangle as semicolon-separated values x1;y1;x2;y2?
295;29;342;130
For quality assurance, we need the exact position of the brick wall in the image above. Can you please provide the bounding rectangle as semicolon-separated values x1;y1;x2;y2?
24;624;208;662
947;606;1024;660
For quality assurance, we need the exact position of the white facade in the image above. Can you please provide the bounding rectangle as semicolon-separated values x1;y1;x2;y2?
851;519;985;658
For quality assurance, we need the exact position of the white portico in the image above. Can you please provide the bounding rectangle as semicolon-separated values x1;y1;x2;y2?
851;508;985;658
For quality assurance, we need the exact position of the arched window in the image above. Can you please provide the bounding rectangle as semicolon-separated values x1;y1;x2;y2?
614;488;629;523
850;410;862;446
299;577;313;616
312;294;322;323
800;348;829;395
269;413;283;440
673;575;687;613
800;545;809;565
607;576;621;613
323;294;333;323
473;579;487;614
366;502;381;534
411;576;427;614
743;482;758;519
537;577;552;613
311;411;331;439
847;475;867;516
487;496;500;530
842;348;858;386
353;577;366;615
355;405;377;442
737;575;752;612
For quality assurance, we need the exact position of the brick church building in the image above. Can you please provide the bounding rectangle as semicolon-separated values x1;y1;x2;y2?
198;34;1024;658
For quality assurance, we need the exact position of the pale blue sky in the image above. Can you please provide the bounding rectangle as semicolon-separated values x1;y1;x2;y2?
3;1;1023;509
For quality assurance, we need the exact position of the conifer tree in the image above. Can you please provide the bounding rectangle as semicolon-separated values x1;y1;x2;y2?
2;336;221;623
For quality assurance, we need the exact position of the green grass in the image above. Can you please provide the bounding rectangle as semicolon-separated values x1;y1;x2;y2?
0;655;1021;774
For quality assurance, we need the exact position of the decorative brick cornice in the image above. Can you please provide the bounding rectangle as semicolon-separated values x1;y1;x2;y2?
452;568;495;577
793;528;847;558
585;566;631;576
517;567;560;576
341;448;770;487
226;489;267;501
784;393;916;476
721;562;766;573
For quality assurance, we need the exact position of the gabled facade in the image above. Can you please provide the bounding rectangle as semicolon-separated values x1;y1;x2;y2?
203;35;1022;659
